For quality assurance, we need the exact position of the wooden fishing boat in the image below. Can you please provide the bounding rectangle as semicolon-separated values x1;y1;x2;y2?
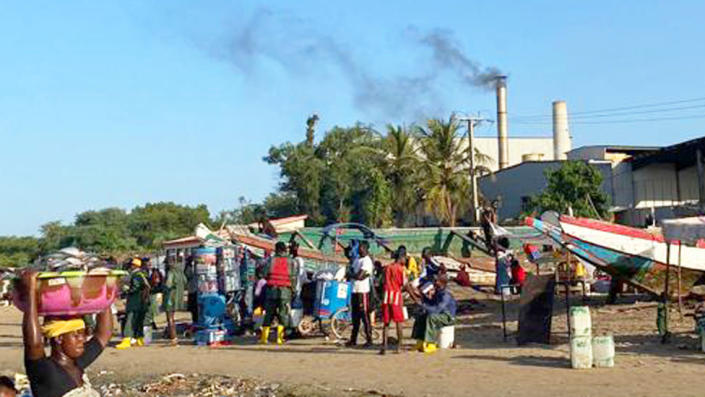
526;215;705;297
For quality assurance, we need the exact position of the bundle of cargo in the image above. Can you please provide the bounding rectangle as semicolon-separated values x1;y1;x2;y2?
217;246;241;293
12;248;127;316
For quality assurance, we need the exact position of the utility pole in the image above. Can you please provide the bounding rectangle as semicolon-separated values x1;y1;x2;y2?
458;115;491;225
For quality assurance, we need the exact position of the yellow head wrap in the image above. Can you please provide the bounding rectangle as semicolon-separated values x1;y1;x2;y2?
131;258;142;267
42;319;85;339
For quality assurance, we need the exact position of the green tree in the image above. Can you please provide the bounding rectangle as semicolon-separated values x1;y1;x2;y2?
265;142;325;224
361;168;393;227
383;124;422;227
129;202;211;249
416;115;470;227
528;161;609;218
0;236;40;267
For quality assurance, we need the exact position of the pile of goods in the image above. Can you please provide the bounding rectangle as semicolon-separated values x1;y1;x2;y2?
193;245;244;346
569;306;615;369
13;247;126;316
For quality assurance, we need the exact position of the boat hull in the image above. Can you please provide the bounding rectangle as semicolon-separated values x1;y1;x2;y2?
527;217;704;297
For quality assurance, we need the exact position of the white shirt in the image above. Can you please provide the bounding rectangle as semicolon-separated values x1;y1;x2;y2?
352;255;374;294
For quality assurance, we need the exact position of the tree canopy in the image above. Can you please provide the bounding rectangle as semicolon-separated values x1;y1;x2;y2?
0;202;214;267
527;161;610;218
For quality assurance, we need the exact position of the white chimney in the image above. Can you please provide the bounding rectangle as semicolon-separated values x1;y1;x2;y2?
552;100;571;160
496;76;509;169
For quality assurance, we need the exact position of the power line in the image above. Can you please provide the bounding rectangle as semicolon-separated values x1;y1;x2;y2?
513;103;705;121
511;96;705;120
512;113;705;125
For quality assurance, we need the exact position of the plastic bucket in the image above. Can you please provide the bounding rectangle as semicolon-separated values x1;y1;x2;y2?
569;306;592;337
592;335;615;368
438;326;455;349
570;336;593;369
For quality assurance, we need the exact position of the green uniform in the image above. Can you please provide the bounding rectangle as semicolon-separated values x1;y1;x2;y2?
124;269;150;338
260;254;296;328
163;265;187;312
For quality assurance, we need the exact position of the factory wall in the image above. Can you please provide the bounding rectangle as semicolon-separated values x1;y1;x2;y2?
632;163;680;209
478;161;614;222
471;137;555;172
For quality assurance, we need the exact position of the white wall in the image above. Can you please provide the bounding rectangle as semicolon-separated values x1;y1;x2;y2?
677;165;700;203
471;137;554;172
632;164;679;208
612;161;634;209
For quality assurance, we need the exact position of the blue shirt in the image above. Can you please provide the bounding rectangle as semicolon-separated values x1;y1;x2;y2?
422;288;457;317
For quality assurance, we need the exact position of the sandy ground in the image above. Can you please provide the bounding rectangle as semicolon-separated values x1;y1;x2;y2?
2;287;705;397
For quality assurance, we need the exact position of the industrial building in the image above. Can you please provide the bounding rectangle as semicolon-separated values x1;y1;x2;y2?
464;76;573;173
478;138;705;226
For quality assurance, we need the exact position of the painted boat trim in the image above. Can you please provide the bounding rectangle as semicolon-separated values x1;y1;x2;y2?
560;216;705;273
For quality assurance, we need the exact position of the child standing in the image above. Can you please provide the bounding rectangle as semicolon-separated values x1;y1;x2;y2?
380;248;408;355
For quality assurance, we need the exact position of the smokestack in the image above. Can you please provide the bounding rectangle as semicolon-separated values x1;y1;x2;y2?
552;100;571;160
495;76;509;169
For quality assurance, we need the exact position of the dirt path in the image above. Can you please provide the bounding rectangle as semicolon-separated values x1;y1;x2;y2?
2;289;705;397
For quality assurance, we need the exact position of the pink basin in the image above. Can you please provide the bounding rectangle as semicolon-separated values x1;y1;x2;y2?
14;272;125;316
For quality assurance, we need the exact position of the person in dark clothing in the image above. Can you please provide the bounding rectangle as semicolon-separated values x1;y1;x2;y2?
184;256;199;323
480;205;497;254
20;270;112;397
411;274;456;354
258;241;296;345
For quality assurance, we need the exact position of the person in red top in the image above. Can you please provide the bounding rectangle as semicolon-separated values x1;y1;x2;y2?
510;258;526;294
379;247;408;355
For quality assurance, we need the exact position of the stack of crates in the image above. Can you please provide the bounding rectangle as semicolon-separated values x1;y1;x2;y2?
217;245;241;294
194;246;227;346
194;247;218;294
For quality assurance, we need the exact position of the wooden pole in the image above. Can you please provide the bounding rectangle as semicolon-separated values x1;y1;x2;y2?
664;243;671;336
677;241;683;316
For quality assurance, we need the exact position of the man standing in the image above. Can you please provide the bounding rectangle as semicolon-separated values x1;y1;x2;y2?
184;256;199;323
380;247;407;355
289;241;307;330
143;257;162;331
411;274;456;354
259;242;296;345
116;258;150;349
347;240;374;347
163;256;187;346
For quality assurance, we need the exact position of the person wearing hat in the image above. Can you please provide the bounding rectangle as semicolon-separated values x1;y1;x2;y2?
21;270;112;397
258;241;296;345
116;258;150;350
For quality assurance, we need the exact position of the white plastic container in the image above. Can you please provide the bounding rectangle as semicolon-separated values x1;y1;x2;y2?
438;326;455;349
402;306;409;321
290;308;303;327
592;335;615;368
569;306;592;337
570;336;593;369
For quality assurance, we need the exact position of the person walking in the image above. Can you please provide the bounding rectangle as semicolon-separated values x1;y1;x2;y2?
259;242;296;345
116;258;150;350
347;240;374;347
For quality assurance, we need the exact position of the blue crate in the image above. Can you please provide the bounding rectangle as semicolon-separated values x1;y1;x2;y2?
313;280;351;320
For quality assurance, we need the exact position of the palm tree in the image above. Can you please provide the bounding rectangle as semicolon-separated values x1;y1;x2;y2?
383;124;421;227
416;115;470;227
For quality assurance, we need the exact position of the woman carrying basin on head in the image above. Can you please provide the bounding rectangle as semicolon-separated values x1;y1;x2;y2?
21;271;112;397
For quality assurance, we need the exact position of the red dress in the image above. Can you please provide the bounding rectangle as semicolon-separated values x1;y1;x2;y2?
382;262;406;324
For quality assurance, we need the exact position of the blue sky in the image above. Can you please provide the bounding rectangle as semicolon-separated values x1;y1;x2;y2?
1;1;704;236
